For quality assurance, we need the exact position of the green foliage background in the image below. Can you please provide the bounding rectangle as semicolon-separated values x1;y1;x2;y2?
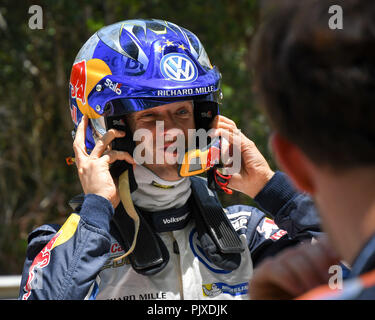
0;0;275;274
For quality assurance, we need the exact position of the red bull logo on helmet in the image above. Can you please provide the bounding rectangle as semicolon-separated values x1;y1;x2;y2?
69;58;112;119
70;60;87;105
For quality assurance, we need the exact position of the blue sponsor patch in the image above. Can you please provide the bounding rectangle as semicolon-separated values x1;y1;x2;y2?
202;282;248;297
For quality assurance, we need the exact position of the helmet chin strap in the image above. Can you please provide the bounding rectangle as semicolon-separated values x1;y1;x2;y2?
113;170;140;262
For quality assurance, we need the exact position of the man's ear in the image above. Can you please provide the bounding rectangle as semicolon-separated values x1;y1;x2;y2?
270;133;316;194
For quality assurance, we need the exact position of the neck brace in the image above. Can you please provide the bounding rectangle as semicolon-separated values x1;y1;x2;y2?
131;165;192;211
109;175;245;276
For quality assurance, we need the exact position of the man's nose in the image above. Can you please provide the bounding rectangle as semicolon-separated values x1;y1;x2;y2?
160;111;175;130
158;111;181;132
158;112;183;141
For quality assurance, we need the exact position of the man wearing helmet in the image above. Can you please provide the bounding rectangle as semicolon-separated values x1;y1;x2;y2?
19;19;321;300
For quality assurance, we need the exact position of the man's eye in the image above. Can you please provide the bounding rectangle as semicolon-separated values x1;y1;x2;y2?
142;113;154;118
177;109;189;115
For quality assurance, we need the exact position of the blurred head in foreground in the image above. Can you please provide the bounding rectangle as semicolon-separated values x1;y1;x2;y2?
253;0;375;264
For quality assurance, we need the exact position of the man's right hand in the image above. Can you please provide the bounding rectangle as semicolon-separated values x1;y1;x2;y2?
73;115;135;208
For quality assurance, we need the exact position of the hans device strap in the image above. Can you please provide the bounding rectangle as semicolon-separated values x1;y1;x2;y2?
112;170;140;261
106;114;141;262
110;202;169;276
189;177;244;255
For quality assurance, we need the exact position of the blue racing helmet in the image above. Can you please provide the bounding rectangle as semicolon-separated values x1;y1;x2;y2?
69;19;222;152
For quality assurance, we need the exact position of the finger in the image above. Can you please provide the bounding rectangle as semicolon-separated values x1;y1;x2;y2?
90;129;126;159
210;128;243;149
210;116;245;149
101;150;135;165
211;115;237;129
210;115;219;129
217;115;237;127
220;136;232;164
73;115;89;161
211;120;238;134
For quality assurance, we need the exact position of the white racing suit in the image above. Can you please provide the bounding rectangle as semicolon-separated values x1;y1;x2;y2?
19;171;321;300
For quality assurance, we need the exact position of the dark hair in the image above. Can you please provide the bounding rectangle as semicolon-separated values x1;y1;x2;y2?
253;0;375;169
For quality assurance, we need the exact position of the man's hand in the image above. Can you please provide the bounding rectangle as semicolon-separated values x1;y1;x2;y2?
211;115;274;198
249;237;341;300
73;115;135;208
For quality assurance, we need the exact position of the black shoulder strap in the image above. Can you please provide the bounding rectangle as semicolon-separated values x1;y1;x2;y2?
190;176;244;254
111;202;169;276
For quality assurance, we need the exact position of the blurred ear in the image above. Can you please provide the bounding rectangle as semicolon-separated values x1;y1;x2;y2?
270;133;316;194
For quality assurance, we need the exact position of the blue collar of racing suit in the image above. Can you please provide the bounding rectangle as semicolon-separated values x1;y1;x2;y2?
350;233;375;277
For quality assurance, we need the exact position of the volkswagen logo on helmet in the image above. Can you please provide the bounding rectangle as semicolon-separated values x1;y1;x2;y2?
160;53;198;82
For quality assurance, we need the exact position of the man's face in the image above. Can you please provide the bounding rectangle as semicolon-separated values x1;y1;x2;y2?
127;100;195;179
